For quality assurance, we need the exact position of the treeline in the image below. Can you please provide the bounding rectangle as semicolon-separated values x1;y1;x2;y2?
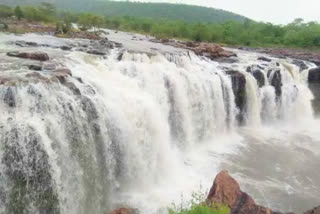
1;4;320;48
2;0;248;24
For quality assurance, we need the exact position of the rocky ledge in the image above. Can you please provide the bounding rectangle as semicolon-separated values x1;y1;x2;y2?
152;38;237;61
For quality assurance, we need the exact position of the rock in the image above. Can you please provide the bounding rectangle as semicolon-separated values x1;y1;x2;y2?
225;70;246;125
43;63;56;71
304;206;320;214
247;66;265;87
0;76;10;85
27;64;42;71
52;68;72;84
55;68;72;76
292;60;308;71
207;171;285;214
270;70;282;97
4;87;16;108
252;70;265;88
25;72;50;82
311;60;320;66
308;67;320;83
7;51;49;61
186;41;197;48
194;43;237;60
61;46;72;51
15;41;38;47
106;208;133;214
64;82;81;95
87;49;106;56
258;56;272;62
214;57;239;64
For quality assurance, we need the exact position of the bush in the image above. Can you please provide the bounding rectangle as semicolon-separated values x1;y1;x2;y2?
169;203;230;214
168;186;230;214
0;5;13;18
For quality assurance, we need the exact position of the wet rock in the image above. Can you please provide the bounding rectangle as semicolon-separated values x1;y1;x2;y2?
292;60;308;71
7;51;49;61
52;68;72;84
311;60;320;66
25;72;50;82
0;76;10;85
305;206;320;214
214;57;239;64
247;66;265;87
258;56;272;62
27;64;42;71
193;43;237;60
270;70;282;97
43;63;56;71
55;68;72;76
4;87;16;108
15;41;38;47
87;49;106;56
75;77;83;83
60;46;72;51
308;67;320;83
207;171;285;214
117;52;124;61
225;70;246;124
106;208;133;214
64;82;81;95
114;42;123;48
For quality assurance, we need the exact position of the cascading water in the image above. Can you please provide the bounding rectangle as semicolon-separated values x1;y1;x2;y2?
0;32;319;214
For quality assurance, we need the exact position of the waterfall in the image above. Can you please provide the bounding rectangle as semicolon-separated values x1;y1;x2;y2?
0;34;317;214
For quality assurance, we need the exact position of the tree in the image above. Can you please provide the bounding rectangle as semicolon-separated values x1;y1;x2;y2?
14;6;24;20
0;5;13;18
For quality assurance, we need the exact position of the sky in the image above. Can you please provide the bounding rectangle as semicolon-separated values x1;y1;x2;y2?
121;0;320;24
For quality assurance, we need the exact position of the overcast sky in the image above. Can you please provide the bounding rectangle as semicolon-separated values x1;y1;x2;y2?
123;0;320;24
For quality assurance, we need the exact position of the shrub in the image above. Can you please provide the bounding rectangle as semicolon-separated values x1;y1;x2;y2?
168;186;230;214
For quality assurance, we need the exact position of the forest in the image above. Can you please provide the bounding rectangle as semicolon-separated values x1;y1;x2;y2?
0;0;247;24
1;3;320;48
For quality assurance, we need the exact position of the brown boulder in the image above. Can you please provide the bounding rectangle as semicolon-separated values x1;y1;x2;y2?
305;206;320;214
193;43;236;60
7;51;49;61
207;171;286;214
106;208;133;214
52;68;72;84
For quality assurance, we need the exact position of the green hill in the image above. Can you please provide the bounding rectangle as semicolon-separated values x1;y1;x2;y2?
1;0;249;23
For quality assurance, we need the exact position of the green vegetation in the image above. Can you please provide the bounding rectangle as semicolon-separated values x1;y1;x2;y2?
0;4;13;18
168;187;230;214
14;6;24;20
169;203;230;214
1;0;248;24
1;3;320;49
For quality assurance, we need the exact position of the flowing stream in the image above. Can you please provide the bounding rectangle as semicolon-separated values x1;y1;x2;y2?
0;32;319;214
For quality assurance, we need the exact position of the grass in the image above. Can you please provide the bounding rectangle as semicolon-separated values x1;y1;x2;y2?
168;185;230;214
168;203;230;214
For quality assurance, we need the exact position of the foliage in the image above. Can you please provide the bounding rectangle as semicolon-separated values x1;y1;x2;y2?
78;13;104;30
168;203;230;214
0;4;13;18
22;5;55;22
168;186;230;214
2;3;320;49
102;16;320;48
2;0;248;24
14;6;24;20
